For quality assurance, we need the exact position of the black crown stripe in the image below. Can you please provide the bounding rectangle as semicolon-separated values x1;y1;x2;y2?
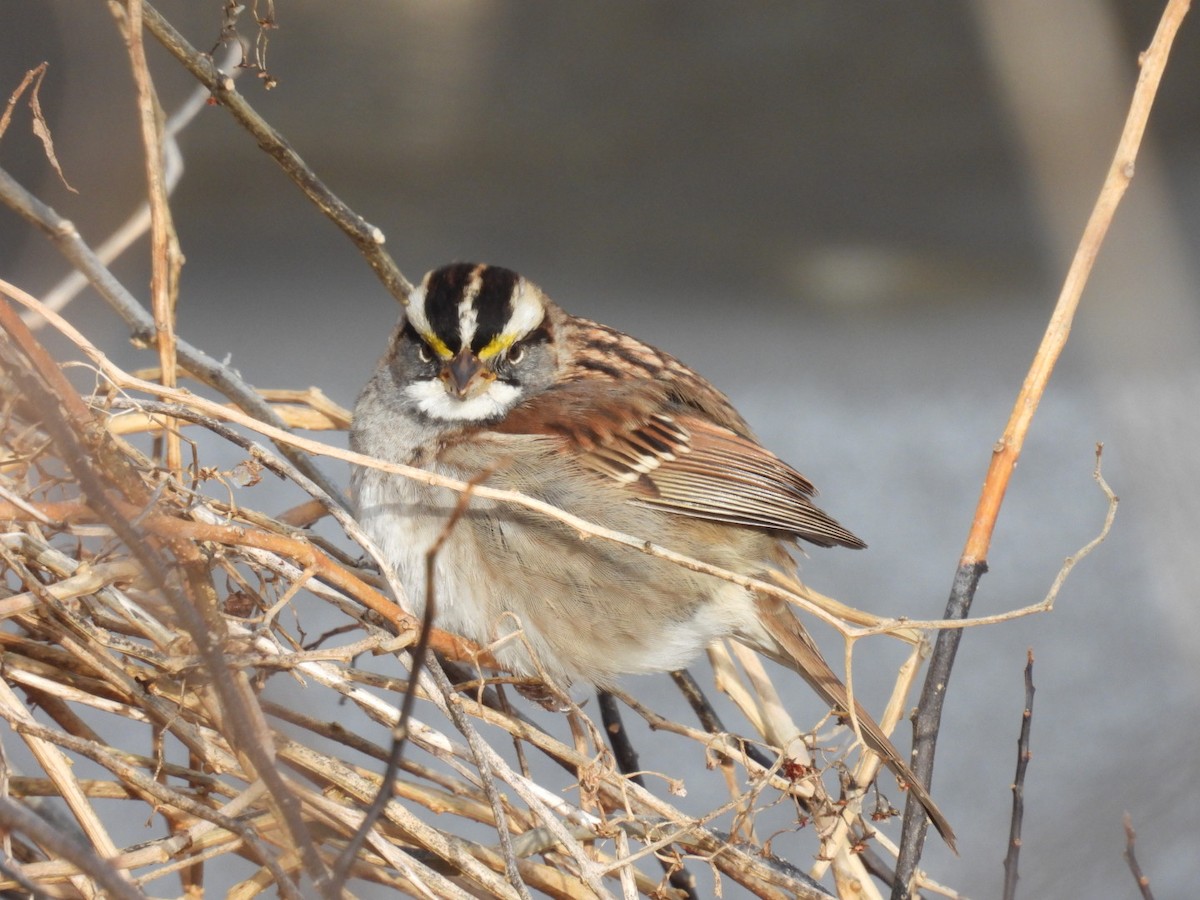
423;263;476;352
470;266;519;353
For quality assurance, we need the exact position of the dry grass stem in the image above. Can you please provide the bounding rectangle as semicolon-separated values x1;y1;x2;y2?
111;0;185;477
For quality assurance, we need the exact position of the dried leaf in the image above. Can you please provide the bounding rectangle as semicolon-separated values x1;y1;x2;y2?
26;63;78;193
0;63;42;142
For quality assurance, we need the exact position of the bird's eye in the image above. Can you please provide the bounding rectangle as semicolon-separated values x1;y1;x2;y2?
508;344;526;364
416;342;433;363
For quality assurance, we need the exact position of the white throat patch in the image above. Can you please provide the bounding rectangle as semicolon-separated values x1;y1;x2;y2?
404;379;521;421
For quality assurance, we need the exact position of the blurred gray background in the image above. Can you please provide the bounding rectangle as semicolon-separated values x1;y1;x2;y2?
4;2;1199;897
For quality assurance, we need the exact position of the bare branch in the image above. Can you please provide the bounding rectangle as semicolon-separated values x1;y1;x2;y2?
1123;813;1156;900
891;2;1189;891
0;166;345;506
139;0;415;305
1001;651;1036;900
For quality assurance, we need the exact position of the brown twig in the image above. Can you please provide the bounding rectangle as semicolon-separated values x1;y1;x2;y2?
891;2;1190;892
0;298;326;896
1123;813;1155;900
0;795;146;900
111;0;185;477
1001;650;1036;900
139;0;415;305
0;167;345;505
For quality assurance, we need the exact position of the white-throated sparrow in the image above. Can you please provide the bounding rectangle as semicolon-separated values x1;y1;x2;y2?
351;263;953;845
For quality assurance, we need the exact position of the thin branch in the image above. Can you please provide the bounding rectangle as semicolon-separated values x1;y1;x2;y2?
891;2;1189;892
1001;650;1035;900
112;0;185;476
0;796;146;900
0;166;346;507
849;443;1117;641
1123;813;1155;900
139;0;415;305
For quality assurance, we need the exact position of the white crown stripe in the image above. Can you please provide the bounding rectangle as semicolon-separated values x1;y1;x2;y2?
506;279;548;340
406;284;432;337
457;268;484;350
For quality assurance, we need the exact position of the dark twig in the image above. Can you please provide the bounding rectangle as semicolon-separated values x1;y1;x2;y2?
670;668;775;771
599;690;701;900
328;473;484;892
891;560;985;889
0;796;146;900
1123;813;1155;900
139;0;415;305
1002;650;1036;900
599;690;644;786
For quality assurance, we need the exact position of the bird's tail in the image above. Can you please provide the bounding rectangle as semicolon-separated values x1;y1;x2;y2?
751;595;957;851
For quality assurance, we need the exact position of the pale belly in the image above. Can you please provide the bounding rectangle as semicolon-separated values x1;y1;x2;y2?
351;464;761;689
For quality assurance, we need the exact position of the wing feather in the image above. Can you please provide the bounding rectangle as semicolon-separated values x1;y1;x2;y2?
495;377;865;549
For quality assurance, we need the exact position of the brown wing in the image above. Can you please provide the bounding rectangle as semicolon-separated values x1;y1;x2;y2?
496;378;866;550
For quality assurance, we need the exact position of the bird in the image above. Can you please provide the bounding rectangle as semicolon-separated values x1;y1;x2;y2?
350;262;954;846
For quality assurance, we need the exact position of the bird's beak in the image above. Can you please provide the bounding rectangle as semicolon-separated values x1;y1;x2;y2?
442;350;492;398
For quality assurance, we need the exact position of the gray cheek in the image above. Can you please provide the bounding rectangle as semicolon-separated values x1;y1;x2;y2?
515;346;560;394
